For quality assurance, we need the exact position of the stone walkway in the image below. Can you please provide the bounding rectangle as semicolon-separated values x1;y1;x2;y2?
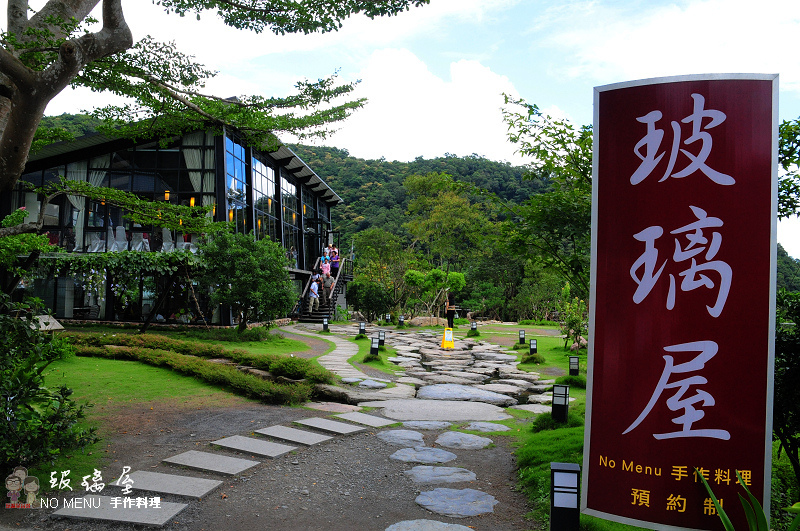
51;323;547;529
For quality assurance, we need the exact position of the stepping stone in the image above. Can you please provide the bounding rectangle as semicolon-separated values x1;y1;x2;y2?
415;488;498;518
377;429;425;446
462;422;511;433
389;446;457;464
211;435;297;458
416;384;517;407
386;520;473;530
295;417;366;435
334;411;397;428
509;403;551;414
163;450;259;476
304;401;362;413
359;379;388;389
360;399;512;422
473;383;526;396
53;495;187;526
402;421;452;430
256;425;332;446
342;377;363;384
127;471;222;499
435;432;493;450
404;466;477;484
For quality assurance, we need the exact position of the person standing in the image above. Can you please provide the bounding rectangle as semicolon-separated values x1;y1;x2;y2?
309;278;320;312
446;292;456;328
322;272;334;305
330;250;340;278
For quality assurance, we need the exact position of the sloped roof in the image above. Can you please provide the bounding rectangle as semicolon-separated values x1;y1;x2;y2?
27;131;342;204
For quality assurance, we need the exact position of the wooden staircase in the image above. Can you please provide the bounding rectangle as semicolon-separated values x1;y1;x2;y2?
297;258;353;324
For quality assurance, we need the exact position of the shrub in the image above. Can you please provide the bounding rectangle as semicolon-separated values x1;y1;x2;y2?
466;328;480;337
1;295;98;471
555;374;587;389
531;411;584;432
453;318;470;325
521;353;545;364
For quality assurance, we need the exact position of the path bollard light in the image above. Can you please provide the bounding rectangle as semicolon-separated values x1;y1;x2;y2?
322;318;328;332
370;337;379;357
519;330;526;345
552;384;570;423
529;339;538;355
378;330;386;346
569;356;579;376
386;313;391;323
359;322;366;335
550;462;581;531
399;315;405;326
471;321;477;331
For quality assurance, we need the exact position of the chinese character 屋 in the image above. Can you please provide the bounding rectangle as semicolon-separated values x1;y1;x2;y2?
631;93;734;186
623;341;730;440
114;466;134;495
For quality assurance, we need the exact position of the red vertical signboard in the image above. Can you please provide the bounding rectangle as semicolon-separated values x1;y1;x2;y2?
583;75;777;530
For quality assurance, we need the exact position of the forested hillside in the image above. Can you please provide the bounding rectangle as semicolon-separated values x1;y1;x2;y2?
289;144;545;244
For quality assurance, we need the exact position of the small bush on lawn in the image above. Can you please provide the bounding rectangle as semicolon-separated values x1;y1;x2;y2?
354;334;368;340
66;333;335;385
1;295;98;471
74;346;313;404
521;353;546;364
531;412;584;432
466;328;480;337
453;318;470;325
555;374;587;388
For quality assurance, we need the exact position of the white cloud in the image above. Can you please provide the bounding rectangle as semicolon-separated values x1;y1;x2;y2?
536;0;800;94
318;48;523;162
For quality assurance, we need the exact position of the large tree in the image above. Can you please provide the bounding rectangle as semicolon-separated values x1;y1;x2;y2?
0;0;429;200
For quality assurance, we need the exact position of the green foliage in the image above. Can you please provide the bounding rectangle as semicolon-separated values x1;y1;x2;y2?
530;412;584;432
0;208;51;273
347;278;392;322
696;469;768;531
66;332;333;384
520;352;545;364
403;268;464;318
775;290;800;491
559;282;588;350
466;328;481;337
555;374;587;389
778;244;800;291
74;344;314;405
1;295;98;471
779;118;800;219
198;231;294;332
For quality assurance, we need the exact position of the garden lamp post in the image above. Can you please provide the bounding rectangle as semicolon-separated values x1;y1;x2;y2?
552;384;569;423
359;322;366;335
530;339;538;355
322;317;329;332
370;337;379;357
471;322;477;332
399;315;404;326
378;330;386;346
519;330;526;345
550;462;581;531
569;356;580;376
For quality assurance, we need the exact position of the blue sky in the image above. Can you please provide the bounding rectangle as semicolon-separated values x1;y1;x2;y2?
35;0;800;255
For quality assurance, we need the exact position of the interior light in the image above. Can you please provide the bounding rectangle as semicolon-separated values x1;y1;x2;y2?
189;197;195;207
164;190;170;201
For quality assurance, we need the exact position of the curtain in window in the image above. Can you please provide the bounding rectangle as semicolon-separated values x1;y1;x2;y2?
183;132;217;217
66;161;87;251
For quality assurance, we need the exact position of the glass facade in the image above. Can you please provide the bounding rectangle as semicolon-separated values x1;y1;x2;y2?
11;127;338;322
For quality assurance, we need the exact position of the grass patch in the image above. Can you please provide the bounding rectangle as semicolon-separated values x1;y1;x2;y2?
555;374;587;388
347;338;402;375
65;333;334;384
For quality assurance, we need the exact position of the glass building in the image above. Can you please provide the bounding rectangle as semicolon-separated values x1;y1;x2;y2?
4;128;342;323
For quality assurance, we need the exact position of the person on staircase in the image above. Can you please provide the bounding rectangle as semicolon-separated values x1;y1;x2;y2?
322;272;335;306
309;278;320;313
320;253;331;276
330;250;340;278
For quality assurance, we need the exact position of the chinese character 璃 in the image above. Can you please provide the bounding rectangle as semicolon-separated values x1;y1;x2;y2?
630;205;732;317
